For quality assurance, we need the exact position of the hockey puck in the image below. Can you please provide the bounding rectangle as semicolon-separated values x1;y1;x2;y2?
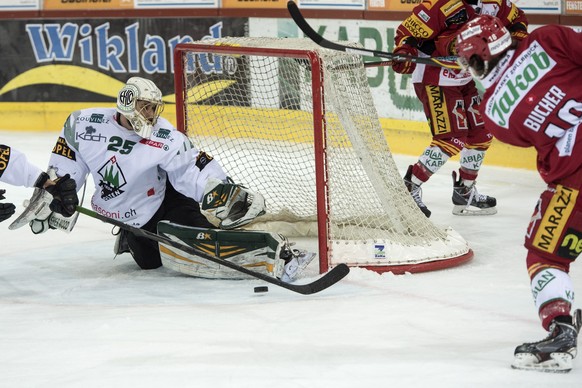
254;286;269;293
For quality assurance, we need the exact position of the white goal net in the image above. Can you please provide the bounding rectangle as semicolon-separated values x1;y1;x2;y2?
174;37;472;274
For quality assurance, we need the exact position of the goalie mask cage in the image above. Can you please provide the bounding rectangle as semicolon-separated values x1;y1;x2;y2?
174;37;473;274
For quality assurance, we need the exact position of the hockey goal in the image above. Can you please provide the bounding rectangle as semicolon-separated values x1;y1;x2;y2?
173;37;473;274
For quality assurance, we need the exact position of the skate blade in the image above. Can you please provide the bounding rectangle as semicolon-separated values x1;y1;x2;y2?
452;205;497;216
511;352;573;373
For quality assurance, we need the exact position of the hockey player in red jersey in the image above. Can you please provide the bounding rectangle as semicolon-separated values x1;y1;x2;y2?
456;15;582;373
392;0;528;217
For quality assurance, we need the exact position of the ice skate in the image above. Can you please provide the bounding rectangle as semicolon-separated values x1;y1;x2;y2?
451;170;497;216
113;228;131;255
280;249;316;283
404;165;431;218
512;310;581;373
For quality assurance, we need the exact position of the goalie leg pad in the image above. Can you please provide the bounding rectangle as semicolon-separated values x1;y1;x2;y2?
157;221;287;280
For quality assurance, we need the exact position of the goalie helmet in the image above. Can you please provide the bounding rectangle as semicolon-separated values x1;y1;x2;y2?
116;77;164;139
456;15;512;79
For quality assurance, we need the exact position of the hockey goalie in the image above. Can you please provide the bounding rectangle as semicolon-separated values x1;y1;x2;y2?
18;76;315;283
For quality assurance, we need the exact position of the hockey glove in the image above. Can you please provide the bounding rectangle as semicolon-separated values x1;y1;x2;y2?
0;189;16;222
201;178;266;230
45;174;79;218
435;32;458;57
391;38;418;74
510;29;528;41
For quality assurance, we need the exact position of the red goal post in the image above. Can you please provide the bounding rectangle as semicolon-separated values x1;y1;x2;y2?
173;37;473;274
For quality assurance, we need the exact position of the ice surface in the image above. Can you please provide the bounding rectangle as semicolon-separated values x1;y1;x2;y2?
0;130;579;387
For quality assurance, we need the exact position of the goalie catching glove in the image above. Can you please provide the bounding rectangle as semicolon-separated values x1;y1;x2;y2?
201;177;266;229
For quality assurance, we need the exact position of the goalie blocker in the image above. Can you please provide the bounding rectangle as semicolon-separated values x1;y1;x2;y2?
9;170;79;233
157;221;315;282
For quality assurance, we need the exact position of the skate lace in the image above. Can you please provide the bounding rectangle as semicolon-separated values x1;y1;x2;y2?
524;321;577;347
410;185;427;208
527;323;559;346
464;184;488;205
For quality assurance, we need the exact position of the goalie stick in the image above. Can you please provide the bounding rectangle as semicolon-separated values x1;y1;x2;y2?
287;1;460;70
76;206;349;295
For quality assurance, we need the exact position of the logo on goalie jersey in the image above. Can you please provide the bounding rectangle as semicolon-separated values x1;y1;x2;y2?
0;144;10;178
76;126;107;143
52;137;76;160
196;151;214;171
139;138;164;149
89;114;105;123
97;155;127;201
153;128;171;139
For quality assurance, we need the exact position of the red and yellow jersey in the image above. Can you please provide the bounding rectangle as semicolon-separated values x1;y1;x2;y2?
395;0;528;86
481;25;582;184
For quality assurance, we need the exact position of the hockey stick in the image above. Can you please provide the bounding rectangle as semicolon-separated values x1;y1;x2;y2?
76;206;349;295
364;60;393;68
287;1;460;70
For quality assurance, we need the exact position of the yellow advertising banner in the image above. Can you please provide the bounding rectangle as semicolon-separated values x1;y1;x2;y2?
565;0;582;14
43;0;133;11
368;0;421;12
221;0;287;9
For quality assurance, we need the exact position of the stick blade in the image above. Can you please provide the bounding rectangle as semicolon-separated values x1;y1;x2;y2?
288;263;350;295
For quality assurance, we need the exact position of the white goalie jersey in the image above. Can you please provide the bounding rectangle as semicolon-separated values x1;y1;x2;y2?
0;144;43;187
47;107;227;227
